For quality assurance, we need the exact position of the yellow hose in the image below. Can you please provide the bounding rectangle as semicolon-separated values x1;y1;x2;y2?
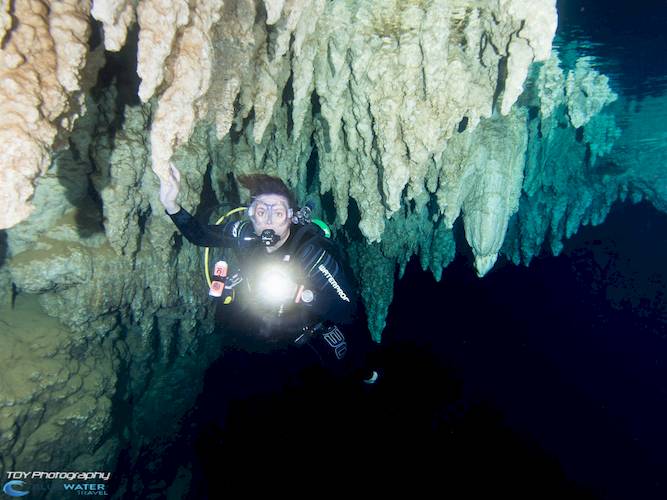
204;207;247;287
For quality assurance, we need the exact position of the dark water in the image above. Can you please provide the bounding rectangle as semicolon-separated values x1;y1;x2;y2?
556;0;667;98
122;201;667;499
381;200;667;499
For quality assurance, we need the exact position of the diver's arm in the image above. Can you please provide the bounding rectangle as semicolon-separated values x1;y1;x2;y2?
298;246;358;324
168;207;257;248
168;206;225;246
158;163;250;248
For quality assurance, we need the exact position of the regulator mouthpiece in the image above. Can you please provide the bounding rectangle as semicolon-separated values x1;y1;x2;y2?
260;229;281;247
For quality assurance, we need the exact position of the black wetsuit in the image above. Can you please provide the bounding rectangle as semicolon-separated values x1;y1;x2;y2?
167;207;364;376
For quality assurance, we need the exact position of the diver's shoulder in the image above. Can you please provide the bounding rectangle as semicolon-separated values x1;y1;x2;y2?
293;223;334;251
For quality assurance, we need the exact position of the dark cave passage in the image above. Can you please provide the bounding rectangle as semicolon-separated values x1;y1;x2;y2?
119;203;667;499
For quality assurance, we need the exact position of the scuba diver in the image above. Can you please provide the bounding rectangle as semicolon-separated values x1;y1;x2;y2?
159;164;378;385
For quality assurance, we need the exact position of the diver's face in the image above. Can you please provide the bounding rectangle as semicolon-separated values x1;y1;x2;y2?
249;193;292;238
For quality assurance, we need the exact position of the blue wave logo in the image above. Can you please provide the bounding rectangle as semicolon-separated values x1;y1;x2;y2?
2;480;29;497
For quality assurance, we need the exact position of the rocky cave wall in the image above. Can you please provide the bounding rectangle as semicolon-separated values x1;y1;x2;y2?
1;1;665;496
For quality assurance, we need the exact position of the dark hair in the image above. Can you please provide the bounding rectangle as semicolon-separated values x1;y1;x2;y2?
237;173;296;208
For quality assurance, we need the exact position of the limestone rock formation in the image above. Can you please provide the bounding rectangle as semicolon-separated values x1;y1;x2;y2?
1;76;220;496
0;295;117;477
437;108;528;276
3;1;666;496
311;0;557;242
0;0;100;229
501;50;646;268
565;57;618;129
91;0;136;51
2;0;558;232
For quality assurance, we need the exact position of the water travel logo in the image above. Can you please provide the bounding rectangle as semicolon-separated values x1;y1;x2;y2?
63;483;109;495
4;471;112;496
2;480;29;497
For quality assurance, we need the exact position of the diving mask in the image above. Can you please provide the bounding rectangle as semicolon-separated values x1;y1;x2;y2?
248;198;293;226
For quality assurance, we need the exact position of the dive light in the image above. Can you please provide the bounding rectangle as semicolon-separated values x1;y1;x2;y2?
256;265;296;305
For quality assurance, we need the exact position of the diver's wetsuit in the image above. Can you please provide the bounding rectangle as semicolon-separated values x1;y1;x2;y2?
167;206;363;376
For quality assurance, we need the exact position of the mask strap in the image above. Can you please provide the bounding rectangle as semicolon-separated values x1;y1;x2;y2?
247;198;257;217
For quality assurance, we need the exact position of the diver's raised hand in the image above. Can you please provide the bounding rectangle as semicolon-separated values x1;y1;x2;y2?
159;164;181;214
